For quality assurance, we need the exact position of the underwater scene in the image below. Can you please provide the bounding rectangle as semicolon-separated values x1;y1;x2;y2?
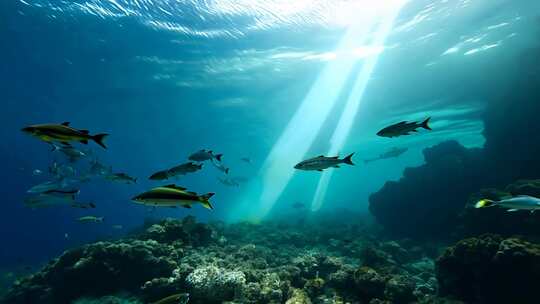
1;0;540;303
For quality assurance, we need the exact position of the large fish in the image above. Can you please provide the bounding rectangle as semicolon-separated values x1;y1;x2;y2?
294;153;355;171
475;195;540;213
189;149;223;162
364;147;408;164
22;122;108;149
377;117;432;138
132;184;214;210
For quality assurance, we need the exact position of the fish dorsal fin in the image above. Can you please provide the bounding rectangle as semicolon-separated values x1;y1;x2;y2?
61;122;70;126
316;155;326;158
79;129;89;134
187;191;197;195
163;184;187;191
396;121;408;125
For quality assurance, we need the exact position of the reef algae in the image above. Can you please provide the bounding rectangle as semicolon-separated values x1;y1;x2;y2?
436;234;540;304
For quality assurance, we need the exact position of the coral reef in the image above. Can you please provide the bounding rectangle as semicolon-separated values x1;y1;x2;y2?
1;216;443;304
436;234;540;304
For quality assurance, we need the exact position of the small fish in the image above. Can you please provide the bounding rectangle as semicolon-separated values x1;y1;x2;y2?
32;169;43;176
112;225;123;229
377;117;432;138
77;216;104;223
294;153;355;171
149;170;170;181
167;162;203;178
27;181;65;193
217;176;239;187
475;195;540;213
106;173;137;184
24;194;75;208
292;202;305;209
189;149;223;162
51;144;87;162
212;160;230;174
49;162;76;179
241;157;252;164
364;147;408;164
22;122;108;149
42;189;80;197
70;202;96;209
151;293;190;304
132;184;214;210
89;159;112;176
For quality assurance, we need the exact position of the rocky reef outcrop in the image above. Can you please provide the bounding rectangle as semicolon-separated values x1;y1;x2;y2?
369;45;540;240
436;234;540;304
369;140;489;238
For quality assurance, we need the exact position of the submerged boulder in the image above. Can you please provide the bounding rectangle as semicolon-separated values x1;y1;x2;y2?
436;235;540;304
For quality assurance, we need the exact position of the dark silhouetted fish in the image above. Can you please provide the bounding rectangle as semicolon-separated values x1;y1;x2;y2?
377;117;432;138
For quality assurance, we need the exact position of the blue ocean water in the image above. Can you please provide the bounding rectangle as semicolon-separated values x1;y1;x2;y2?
1;0;539;297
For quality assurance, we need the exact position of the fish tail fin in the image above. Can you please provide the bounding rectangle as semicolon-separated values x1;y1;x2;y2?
343;153;355;166
475;199;497;209
90;203;96;208
50;144;59;152
421;117;432;131
92;133;109;149
225;168;230;174
200;193;215;209
215;154;223;162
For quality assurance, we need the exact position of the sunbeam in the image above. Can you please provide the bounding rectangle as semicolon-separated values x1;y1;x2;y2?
310;0;408;211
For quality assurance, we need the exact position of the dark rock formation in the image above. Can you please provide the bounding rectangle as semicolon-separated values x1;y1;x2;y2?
369;140;488;238
369;45;540;239
436;235;540;304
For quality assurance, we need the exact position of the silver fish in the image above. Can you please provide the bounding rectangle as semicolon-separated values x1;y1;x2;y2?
212;160;230;174
364;147;408;164
294;153;355;171
475;195;540;213
77;216;104;223
51;144;87;162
